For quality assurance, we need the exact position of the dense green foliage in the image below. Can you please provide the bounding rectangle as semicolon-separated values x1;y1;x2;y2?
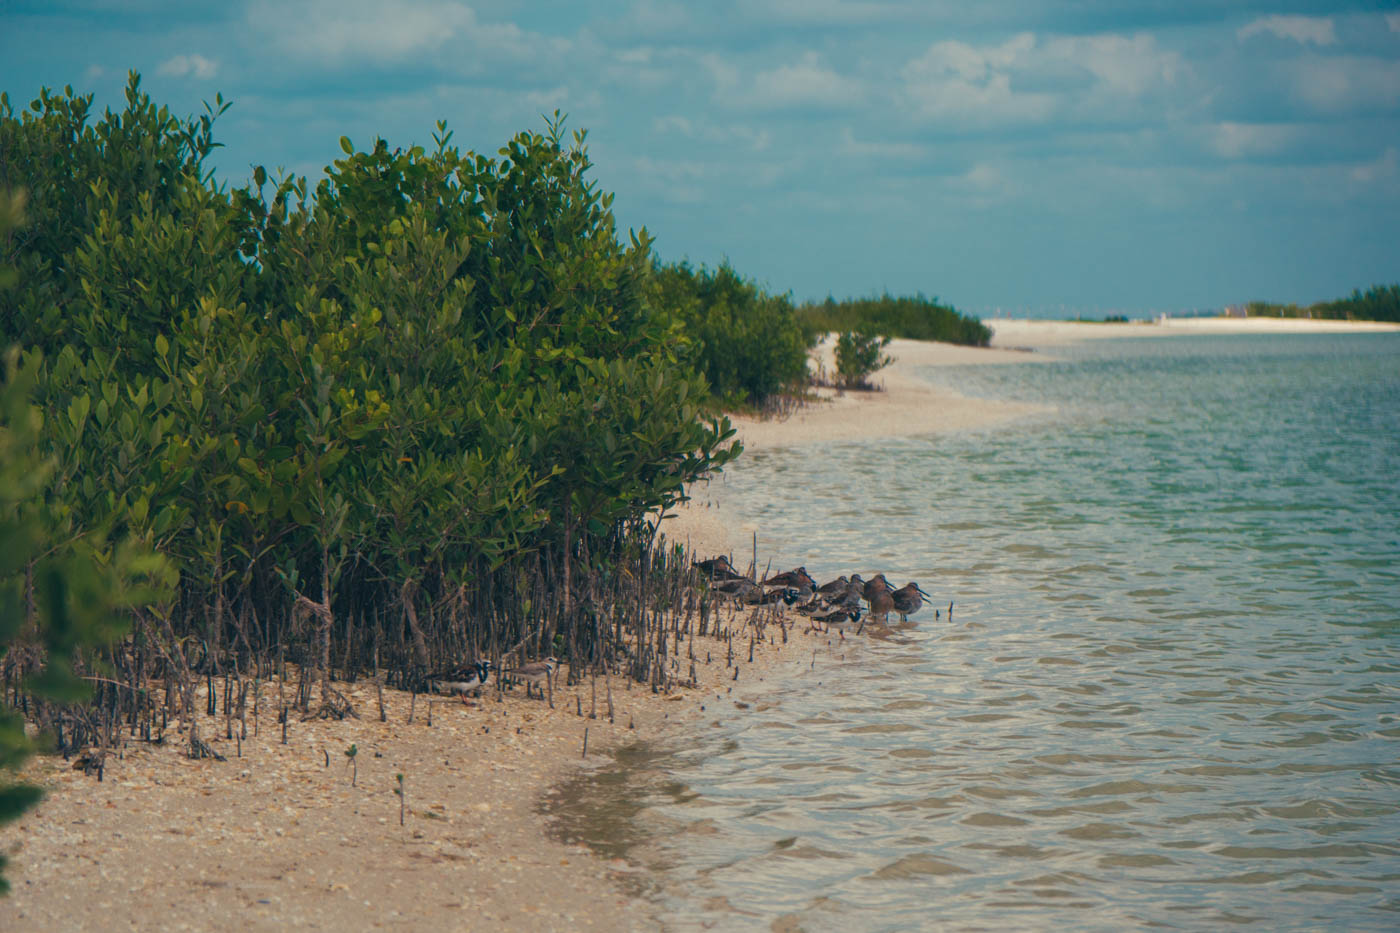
833;331;893;389
644;261;811;408
0;75;740;749
1247;284;1400;323
798;293;992;347
0;193;172;893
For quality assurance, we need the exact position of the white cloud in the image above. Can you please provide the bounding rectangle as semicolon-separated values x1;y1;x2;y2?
902;30;1184;127
522;85;570;110
902;33;1051;122
654;114;692;135
1293;55;1400;112
698;52;741;93
1208;121;1299;159
249;0;537;65
747;52;864;109
1042;33;1181;98
838;127;924;159
1237;15;1337;46
914;32;1035;84
1350;147;1397;184
631;154;711;203
157;54;218;80
622;0;690;36
746;0;896;25
961;162;1008;190
635;155;708;181
653;115;772;151
944;160;1027;208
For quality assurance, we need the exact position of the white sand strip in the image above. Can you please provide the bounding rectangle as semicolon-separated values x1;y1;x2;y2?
988;316;1400;347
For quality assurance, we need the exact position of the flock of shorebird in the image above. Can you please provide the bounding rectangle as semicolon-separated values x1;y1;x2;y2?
421;555;940;702
694;555;938;637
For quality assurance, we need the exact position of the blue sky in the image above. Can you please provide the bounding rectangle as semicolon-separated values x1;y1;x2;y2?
3;1;1398;316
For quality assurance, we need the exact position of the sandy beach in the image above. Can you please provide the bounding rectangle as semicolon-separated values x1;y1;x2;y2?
987;315;1400;347
3;314;1394;930
0;614;832;932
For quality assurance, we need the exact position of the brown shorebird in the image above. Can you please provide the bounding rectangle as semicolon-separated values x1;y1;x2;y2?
815;575;848;596
812;606;861;639
866;586;895;628
715;577;763;605
763;567;814;590
506;656;558;700
891;582;930;622
862;574;892;602
696;555;745;583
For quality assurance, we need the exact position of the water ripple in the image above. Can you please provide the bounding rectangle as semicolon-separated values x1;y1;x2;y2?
556;334;1400;932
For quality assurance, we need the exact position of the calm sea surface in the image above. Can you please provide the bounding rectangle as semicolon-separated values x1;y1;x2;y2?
555;333;1400;931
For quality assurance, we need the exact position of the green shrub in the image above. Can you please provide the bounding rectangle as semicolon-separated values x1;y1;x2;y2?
645;260;811;407
1248;285;1399;323
834;330;893;389
1;192;173;894
0;75;741;743
797;293;991;346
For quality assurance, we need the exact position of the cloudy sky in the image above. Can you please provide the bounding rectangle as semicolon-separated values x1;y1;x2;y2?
3;1;1398;315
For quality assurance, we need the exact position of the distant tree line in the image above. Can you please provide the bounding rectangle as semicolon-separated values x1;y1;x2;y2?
1247;284;1400;323
796;293;993;347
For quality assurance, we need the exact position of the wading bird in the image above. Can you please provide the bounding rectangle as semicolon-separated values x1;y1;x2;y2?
813;606;861;639
866;586;895;629
763;567;815;590
891;582;931;622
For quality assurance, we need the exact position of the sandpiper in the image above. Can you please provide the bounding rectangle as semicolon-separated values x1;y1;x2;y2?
715;577;763;606
758;586;802;606
762;567;815;590
812;606;861;639
815;575;849;596
695;555;745;582
867;586;895;627
506;656;558;699
891;582;931;622
862;574;892;602
425;660;493;705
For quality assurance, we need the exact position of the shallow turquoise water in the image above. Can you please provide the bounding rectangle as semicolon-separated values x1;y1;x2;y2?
572;333;1400;931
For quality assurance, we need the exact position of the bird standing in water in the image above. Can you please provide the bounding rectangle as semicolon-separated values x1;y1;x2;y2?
890;582;931;622
866;585;895;629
